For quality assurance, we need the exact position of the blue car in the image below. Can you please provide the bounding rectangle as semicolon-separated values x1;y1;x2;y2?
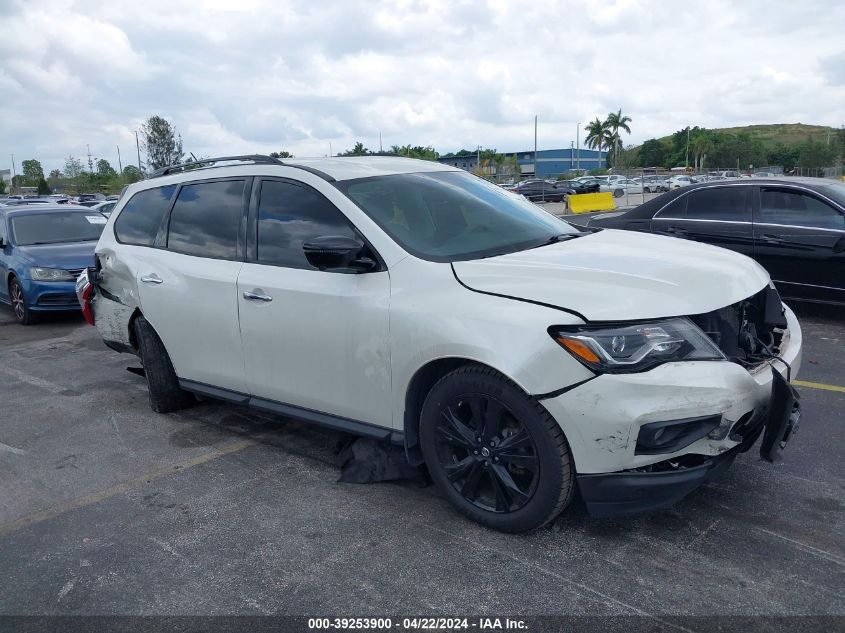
0;205;107;324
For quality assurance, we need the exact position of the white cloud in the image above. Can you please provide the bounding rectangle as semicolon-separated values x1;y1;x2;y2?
1;0;843;173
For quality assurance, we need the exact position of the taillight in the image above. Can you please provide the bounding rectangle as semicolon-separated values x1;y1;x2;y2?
81;283;95;326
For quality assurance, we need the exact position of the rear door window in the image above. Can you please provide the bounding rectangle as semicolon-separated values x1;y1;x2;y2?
114;185;176;246
759;188;845;230
655;195;687;219
166;180;246;259
685;187;750;221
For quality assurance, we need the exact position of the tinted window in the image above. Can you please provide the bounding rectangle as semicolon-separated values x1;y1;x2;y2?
656;196;687;219
11;212;106;245
685;187;750;221
336;171;577;261
257;180;358;269
167;180;245;259
759;188;845;230
114;185;176;246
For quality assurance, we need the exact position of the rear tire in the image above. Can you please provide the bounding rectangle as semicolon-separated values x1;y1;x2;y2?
613;188;624;198
419;365;575;533
9;277;35;325
133;315;194;413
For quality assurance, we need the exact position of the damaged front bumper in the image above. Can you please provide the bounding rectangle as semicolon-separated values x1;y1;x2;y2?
578;369;801;518
540;304;803;518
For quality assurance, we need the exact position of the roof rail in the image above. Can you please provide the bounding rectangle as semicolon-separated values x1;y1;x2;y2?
148;155;283;178
147;154;336;182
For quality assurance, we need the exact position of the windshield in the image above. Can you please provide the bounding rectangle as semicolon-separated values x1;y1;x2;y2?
10;211;107;245
336;171;580;261
821;182;845;208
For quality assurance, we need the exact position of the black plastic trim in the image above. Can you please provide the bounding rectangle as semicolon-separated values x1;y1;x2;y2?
178;379;404;444
533;376;597;400
634;414;722;455
450;263;588;322
577;444;742;518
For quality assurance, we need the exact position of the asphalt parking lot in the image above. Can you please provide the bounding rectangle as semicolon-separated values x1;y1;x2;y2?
0;301;843;620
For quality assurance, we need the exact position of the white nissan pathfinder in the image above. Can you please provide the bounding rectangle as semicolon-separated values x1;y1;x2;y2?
77;155;803;532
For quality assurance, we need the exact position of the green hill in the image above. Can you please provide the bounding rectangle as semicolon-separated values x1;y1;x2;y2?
630;123;843;170
653;123;839;149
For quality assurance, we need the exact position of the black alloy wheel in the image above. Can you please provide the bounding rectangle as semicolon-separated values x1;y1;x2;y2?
435;394;539;514
420;365;575;532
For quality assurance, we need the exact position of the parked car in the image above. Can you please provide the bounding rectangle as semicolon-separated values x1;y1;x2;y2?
508;179;568;202
600;178;645;198
571;177;602;193
77;200;105;208
557;179;599;194
90;201;117;216
0;205;107;324
668;175;695;189
0;198;52;206
77;155;802;532
587;177;845;305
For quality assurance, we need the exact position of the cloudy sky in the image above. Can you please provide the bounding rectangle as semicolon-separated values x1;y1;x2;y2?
1;0;843;174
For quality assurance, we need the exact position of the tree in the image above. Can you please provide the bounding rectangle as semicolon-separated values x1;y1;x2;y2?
0;179;5;195
97;159;117;179
767;144;800;171
605;109;632;167
638;139;667;167
37;177;51;195
797;137;836;170
389;145;438;160
21;159;45;186
140;115;184;170
269;150;293;158
64;156;84;193
584;118;612;165
689;131;714;171
122;165;143;184
339;141;370;156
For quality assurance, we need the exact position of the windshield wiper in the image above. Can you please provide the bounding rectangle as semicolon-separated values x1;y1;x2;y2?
536;233;582;247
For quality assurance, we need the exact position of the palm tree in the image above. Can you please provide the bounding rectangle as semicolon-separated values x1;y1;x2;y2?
584;117;610;166
605;109;632;167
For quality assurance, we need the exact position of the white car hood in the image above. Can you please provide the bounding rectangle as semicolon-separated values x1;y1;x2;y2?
452;229;770;322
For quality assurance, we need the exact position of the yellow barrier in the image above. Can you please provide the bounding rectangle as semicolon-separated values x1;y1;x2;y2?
568;192;615;214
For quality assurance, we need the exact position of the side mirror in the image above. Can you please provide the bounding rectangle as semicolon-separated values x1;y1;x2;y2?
302;235;376;272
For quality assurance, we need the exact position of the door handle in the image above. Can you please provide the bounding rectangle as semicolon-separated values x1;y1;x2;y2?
760;234;783;244
666;226;688;236
140;274;163;284
243;290;273;302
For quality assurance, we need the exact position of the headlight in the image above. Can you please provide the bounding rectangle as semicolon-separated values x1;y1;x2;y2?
549;318;724;373
30;267;75;282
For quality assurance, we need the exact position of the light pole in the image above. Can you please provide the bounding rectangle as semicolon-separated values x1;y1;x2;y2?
135;130;142;173
576;122;580;172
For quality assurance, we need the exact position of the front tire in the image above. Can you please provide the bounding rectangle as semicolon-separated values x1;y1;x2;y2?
419;365;575;532
9;277;34;325
613;188;624;198
133;315;194;413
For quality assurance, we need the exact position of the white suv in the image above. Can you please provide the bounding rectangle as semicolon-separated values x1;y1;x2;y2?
77;155;803;532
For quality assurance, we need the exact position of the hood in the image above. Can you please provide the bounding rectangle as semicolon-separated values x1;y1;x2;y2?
453;229;770;322
15;242;97;270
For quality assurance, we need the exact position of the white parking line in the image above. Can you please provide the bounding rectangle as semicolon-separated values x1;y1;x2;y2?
0;442;26;455
0;366;70;394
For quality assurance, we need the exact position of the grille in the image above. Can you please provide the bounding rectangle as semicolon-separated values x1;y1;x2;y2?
38;293;79;306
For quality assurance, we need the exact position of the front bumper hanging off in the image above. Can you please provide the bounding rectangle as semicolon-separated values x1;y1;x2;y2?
577;367;802;519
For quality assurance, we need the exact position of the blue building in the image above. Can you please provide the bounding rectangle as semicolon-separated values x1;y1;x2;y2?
437;147;604;178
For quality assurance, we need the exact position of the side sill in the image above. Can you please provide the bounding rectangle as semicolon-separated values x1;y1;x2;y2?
178;379;404;445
